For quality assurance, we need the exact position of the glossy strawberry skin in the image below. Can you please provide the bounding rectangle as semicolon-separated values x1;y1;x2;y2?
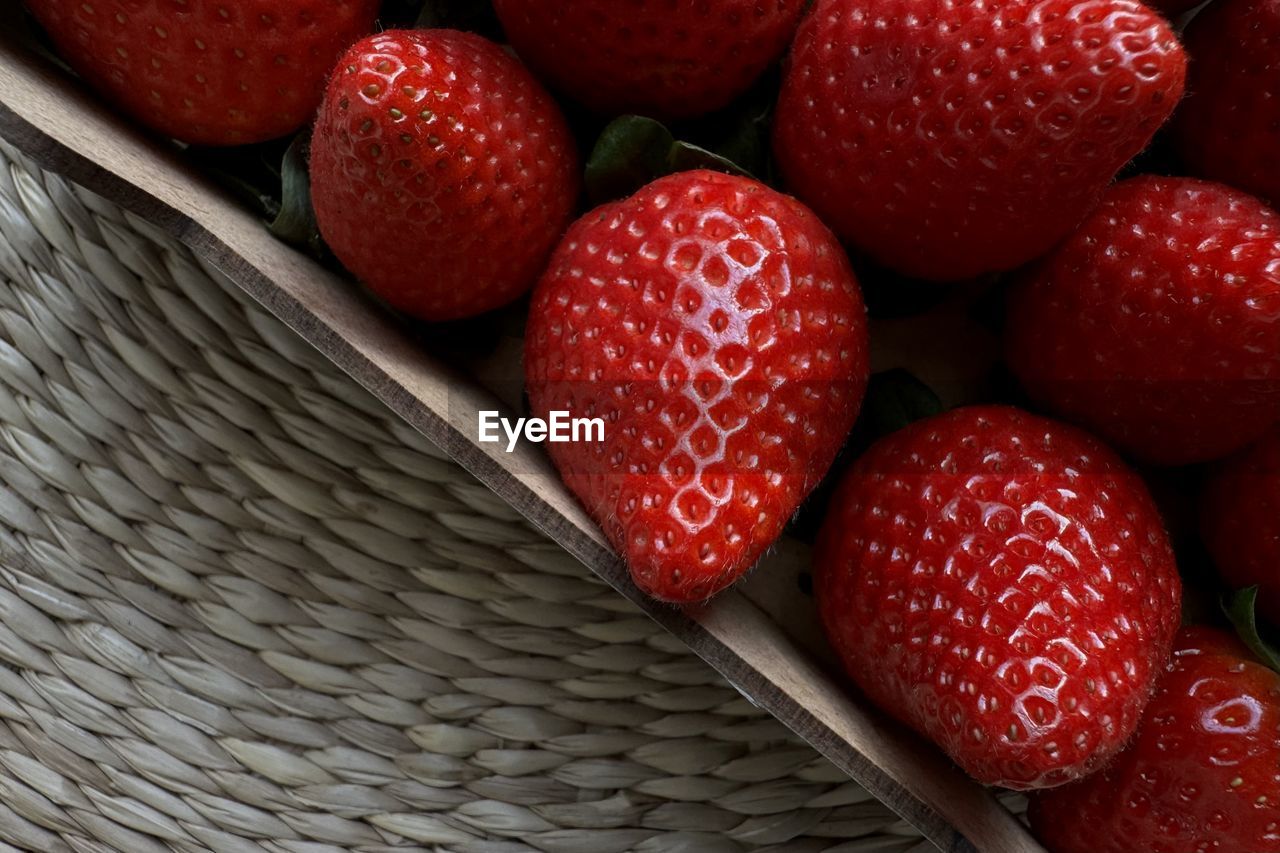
773;0;1186;281
310;30;579;322
525;170;870;603
25;0;378;145
1203;430;1280;622
1176;0;1280;207
1031;627;1280;853
491;0;806;120
815;406;1181;789
1007;176;1280;467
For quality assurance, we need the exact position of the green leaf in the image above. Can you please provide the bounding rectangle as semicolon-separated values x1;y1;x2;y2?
584;116;674;204
668;140;754;176
585;115;753;205
862;369;945;439
268;133;322;254
1223;586;1280;672
680;70;779;181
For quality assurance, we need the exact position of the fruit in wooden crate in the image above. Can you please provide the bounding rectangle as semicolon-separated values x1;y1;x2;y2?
525;169;870;603
1006;176;1280;467
815;406;1182;789
1176;0;1280;207
1203;429;1280;622
310;29;580;322
490;0;807;120
772;0;1186;281
23;0;379;145
1030;627;1280;853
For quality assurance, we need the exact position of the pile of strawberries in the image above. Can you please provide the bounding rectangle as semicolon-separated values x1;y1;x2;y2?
21;0;1280;849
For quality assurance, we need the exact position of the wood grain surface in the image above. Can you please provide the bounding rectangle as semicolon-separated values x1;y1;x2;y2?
0;19;1043;853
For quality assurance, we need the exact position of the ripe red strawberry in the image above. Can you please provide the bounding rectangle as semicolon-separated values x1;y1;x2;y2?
1006;176;1280;467
1203;429;1280;622
1176;0;1280;207
772;0;1186;281
491;0;806;120
815;406;1181;789
1030;627;1280;853
525;170;870;603
25;0;379;145
310;30;580;322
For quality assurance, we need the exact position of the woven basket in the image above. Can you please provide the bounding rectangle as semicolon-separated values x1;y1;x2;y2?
0;137;959;852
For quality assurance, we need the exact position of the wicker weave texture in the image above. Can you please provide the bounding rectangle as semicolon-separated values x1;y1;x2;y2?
0;139;945;852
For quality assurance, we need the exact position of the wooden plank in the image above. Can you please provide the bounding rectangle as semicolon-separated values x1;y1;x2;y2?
0;23;1041;853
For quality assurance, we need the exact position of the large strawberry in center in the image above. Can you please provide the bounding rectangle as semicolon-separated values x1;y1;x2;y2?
525;170;870;603
773;0;1187;281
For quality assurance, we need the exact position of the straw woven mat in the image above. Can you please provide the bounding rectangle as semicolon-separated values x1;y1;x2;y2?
0;137;944;853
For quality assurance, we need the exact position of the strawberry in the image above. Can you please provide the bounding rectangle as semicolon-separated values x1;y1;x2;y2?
309;30;580;322
815;405;1182;789
1030;627;1280;853
25;0;379;145
490;0;806;120
525;169;870;603
772;0;1186;282
1203;429;1280;622
1006;176;1280;467
1176;0;1280;207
